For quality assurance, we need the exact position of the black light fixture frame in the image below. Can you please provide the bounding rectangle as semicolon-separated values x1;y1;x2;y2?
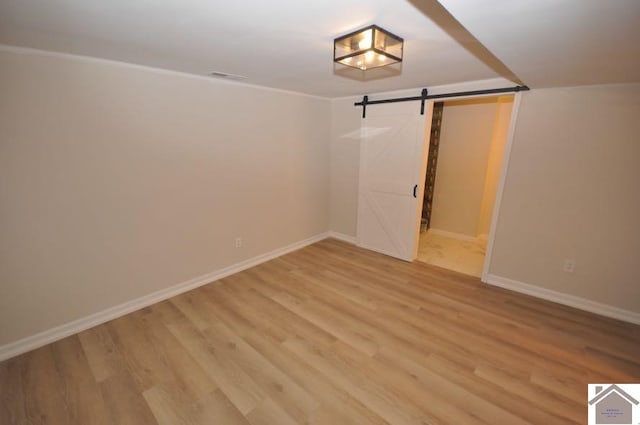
334;24;404;69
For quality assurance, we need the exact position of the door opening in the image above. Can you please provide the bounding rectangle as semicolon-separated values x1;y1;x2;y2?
416;95;515;277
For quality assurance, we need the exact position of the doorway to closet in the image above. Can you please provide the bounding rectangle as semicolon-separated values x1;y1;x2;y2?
415;95;514;277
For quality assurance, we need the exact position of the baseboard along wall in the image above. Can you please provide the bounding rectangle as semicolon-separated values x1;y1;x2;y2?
2;232;638;361
427;228;478;242
484;274;640;325
327;231;357;244
0;232;329;362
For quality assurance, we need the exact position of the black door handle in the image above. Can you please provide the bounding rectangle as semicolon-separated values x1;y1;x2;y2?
413;184;418;198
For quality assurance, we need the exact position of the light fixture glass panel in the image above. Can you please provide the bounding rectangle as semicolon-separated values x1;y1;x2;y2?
373;27;403;61
337;51;392;71
358;29;373;50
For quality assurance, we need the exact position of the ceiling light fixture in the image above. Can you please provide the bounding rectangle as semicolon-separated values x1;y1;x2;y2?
334;25;403;71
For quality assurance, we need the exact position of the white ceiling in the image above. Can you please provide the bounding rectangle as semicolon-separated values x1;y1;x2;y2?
1;0;638;97
438;0;640;88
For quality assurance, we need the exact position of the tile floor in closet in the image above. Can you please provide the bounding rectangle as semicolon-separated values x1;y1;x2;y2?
416;231;487;277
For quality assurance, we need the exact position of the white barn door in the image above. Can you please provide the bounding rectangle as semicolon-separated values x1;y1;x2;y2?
356;102;432;261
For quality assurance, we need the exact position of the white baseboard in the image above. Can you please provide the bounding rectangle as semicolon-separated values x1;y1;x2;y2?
0;232;329;362
6;236;637;361
328;231;357;244
428;228;477;242
484;274;640;325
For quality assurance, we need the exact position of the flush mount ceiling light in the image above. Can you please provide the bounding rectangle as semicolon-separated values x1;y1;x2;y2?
334;25;404;71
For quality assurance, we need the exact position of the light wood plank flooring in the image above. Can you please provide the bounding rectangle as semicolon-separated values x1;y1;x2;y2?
1;239;639;424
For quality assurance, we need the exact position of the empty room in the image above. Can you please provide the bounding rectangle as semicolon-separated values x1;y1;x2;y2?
1;1;639;424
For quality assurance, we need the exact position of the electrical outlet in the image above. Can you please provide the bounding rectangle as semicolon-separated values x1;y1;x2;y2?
235;237;242;248
562;259;576;273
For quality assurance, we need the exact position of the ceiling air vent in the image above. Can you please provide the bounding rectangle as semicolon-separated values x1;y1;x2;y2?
208;71;248;81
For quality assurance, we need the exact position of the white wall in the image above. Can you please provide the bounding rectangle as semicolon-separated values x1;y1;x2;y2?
329;96;362;237
430;98;499;237
489;84;640;314
0;48;331;347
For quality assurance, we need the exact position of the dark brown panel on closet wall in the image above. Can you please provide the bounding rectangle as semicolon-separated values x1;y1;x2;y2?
422;102;444;229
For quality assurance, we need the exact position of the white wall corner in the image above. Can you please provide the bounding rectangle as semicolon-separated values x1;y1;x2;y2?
328;231;357;244
484;274;640;325
0;231;330;362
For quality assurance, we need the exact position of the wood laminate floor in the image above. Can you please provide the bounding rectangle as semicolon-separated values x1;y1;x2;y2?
1;239;639;425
